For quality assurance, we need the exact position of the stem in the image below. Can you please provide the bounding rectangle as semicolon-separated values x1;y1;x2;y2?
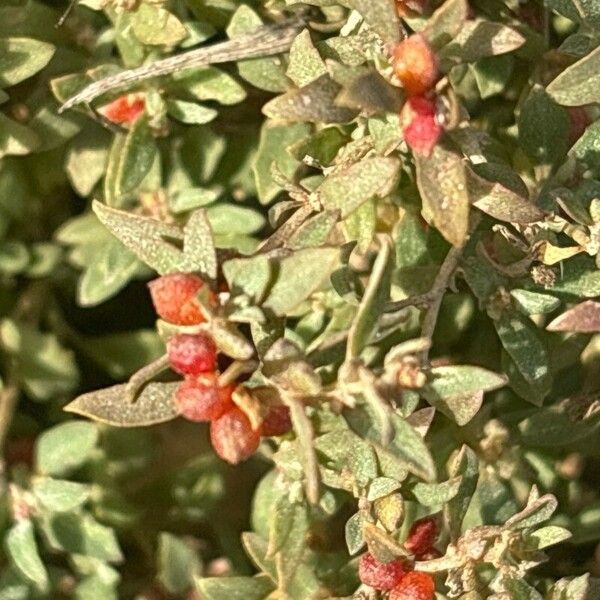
0;376;19;451
218;360;258;387
124;355;170;403
418;246;463;365
385;292;434;313
60;20;303;111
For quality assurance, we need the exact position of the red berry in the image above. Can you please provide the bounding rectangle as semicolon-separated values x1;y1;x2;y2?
358;552;409;591
400;96;442;157
261;405;292;437
393;34;438;97
99;94;145;124
148;273;212;325
175;373;233;422
210;407;261;464
167;333;217;376
405;517;438;558
389;572;435;600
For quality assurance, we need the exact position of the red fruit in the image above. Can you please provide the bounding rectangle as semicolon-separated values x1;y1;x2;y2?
175;373;233;422
389;572;435;600
99;94;145;124
167;333;217;376
148;273;212;325
400;96;442;157
358;552;409;591
405;517;438;558
393;34;438;97
210;407;261;464
261;405;292;437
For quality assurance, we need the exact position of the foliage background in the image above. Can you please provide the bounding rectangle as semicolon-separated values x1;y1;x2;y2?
0;0;599;598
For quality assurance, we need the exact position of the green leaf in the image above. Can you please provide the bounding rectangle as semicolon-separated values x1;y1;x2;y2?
65;382;180;427
166;100;218;125
505;493;558;530
504;578;544;600
443;20;525;62
422;0;469;48
472;55;514;99
131;4;187;46
42;513;123;563
412;477;462;506
223;254;272;302
253;122;311;204
344;512;365;555
343;0;400;44
207;204;265;235
174;67;246;105
444;445;479;540
0;319;79;401
347;236;394;358
368;477;402;501
421;365;507;425
0;37;55;88
263;75;357;123
170;187;220;213
318;157;400;217
467;167;543;223
65;128;110;196
528;525;572;549
547;44;600;106
78;238;141;307
5;520;48;592
196;576;275;600
0;113;40;158
287;211;339;249
104;116;158;205
518;85;569;166
158;533;202;594
32;478;90;513
495;311;552;404
36;421;99;476
549;256;600;298
510;289;561;316
263;247;341;315
226;5;289;93
286;30;327;87
289;126;347;166
93;202;217;278
415;144;470;248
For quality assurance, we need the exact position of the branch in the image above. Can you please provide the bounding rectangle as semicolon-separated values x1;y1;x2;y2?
418;245;463;365
59;20;303;112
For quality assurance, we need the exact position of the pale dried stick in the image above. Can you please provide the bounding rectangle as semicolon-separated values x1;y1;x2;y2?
60;20;302;112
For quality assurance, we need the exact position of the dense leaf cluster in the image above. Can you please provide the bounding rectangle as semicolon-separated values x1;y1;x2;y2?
0;0;599;598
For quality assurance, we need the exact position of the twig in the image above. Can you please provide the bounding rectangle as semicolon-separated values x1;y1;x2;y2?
384;292;434;313
0;375;19;451
59;20;303;112
418;246;463;365
124;354;170;403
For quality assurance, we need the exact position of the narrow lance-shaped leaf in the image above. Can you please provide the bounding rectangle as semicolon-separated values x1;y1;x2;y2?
421;365;507;425
318;157;400;218
65;382;180;427
547;44;600;106
416;144;470;248
347;236;394;358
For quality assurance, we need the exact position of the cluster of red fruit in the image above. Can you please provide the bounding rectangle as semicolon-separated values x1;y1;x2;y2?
148;274;291;464
358;517;438;600
393;32;441;157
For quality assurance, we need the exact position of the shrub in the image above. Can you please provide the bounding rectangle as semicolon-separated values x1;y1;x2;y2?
0;0;599;598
